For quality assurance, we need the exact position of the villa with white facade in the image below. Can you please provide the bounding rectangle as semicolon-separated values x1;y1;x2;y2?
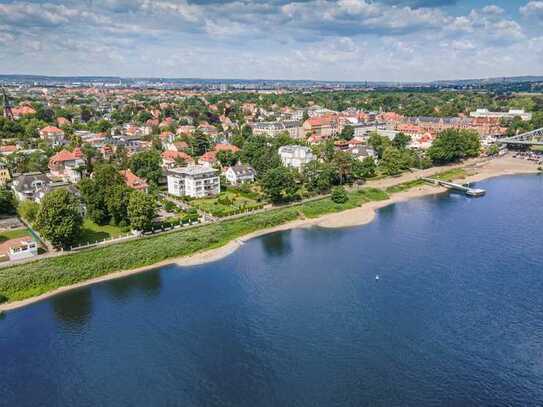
167;165;220;198
278;145;315;170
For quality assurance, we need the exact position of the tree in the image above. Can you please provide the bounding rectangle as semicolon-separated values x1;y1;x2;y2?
129;150;163;186
35;189;82;248
303;161;335;193
428;129;481;164
79;163;124;224
380;147;403;176
240;135;282;177
189;131;211;156
392;132;411;150
216;150;238;167
368;132;391;159
331;151;353;185
331;186;348;204
352;156;377;179
105;184;132;226
261;166;298;204
0;188;16;215
17;200;39;224
339;125;355;141
128;190;156;231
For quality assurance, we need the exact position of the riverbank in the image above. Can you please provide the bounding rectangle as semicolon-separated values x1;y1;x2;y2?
0;155;539;313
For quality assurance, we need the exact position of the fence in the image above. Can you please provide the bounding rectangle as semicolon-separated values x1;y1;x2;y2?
69;220;204;251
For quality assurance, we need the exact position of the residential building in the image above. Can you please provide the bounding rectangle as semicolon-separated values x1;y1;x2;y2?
11;105;36;119
48;148;86;183
278;145;315;169
303;115;339;138
198;123;219;136
161;150;194;169
470;108;532;122
250;120;302;138
0;145;17;156
167;165;220;198
11;173;52;202
224;165;256;185
119;169;148;192
8;239;38;261
39;126;66;147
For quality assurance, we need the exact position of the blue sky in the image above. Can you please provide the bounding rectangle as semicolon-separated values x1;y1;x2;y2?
0;0;541;81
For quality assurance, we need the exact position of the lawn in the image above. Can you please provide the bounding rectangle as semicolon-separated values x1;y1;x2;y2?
301;188;389;219
0;228;32;244
78;219;126;245
191;191;264;217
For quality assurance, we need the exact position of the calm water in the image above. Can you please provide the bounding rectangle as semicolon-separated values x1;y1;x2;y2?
1;175;543;406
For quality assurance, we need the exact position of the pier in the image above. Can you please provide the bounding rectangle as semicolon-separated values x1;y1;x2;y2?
421;177;486;197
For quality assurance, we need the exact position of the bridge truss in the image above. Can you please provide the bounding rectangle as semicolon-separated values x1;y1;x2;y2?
500;128;543;147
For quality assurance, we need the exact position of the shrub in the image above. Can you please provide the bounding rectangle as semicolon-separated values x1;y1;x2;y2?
331;186;349;204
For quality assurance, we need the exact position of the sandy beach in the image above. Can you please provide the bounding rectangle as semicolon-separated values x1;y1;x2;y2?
1;155;539;313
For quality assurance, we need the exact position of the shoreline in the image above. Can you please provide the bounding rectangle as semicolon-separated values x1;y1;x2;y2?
1;157;540;313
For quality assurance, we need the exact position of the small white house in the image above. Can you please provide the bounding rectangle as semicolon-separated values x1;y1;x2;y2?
224;165;256;185
167;165;220;198
278;145;315;170
8;239;38;261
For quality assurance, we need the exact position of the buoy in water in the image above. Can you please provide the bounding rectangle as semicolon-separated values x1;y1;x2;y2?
375;275;380;281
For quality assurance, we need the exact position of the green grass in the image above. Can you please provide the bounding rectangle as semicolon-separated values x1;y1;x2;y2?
300;188;389;219
386;179;425;194
385;168;468;194
78;219;126;245
432;168;468;182
0;228;32;243
0;187;389;304
191;192;264;217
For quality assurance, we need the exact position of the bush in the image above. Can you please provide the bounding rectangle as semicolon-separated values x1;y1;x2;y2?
331;186;348;204
0;293;7;304
17;200;40;224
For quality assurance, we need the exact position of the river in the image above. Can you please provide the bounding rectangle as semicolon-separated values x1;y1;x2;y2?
1;175;543;406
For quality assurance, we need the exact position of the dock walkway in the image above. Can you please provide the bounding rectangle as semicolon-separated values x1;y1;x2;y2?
421;177;486;197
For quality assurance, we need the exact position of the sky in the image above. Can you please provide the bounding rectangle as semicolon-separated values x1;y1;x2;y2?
0;0;541;81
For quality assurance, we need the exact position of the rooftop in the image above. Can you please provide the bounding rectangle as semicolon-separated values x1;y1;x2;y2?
168;164;218;177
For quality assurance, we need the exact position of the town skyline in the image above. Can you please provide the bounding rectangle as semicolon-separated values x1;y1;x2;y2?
0;0;542;81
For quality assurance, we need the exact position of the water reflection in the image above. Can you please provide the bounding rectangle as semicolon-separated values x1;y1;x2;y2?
105;270;162;301
260;231;293;257
50;289;92;326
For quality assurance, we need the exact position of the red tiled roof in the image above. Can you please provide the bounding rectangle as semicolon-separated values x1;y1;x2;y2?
40;126;63;134
304;115;337;127
12;106;36;117
0;145;17;154
213;143;239;153
119;169;148;191
161;150;193;162
49;148;83;165
199;151;217;162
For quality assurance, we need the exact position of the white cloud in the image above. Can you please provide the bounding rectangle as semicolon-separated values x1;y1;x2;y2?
520;1;543;18
0;0;539;81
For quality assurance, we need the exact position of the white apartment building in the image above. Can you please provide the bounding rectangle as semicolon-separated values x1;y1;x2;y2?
470;108;532;122
167;165;220;198
278;145;315;170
